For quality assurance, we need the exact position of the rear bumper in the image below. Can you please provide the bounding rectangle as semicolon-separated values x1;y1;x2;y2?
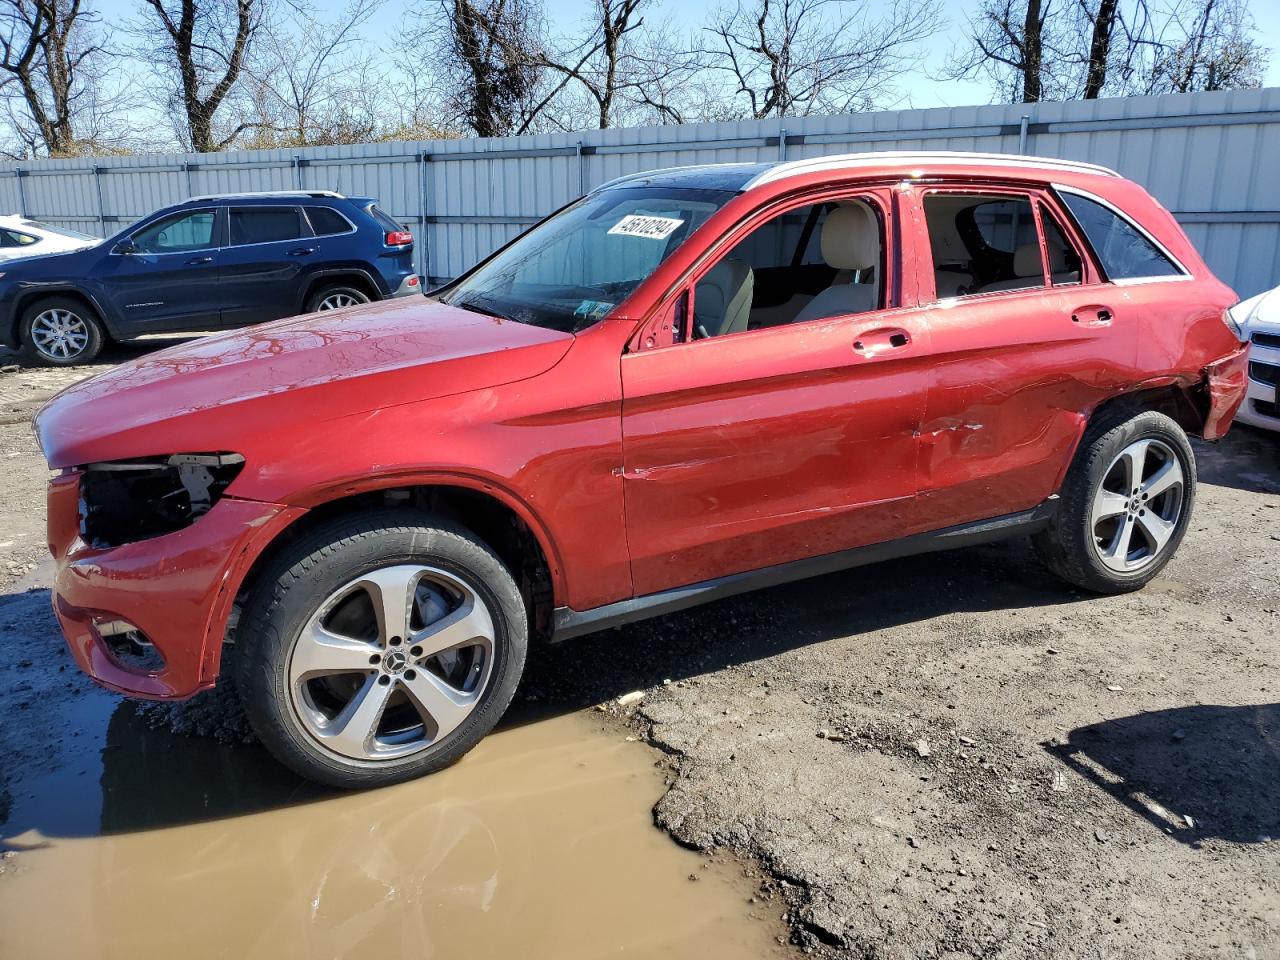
1201;344;1251;441
47;472;304;700
389;274;423;299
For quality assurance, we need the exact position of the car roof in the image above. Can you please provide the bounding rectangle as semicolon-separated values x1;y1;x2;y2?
597;151;1121;195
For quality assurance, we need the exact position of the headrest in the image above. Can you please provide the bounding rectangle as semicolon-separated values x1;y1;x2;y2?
1012;238;1068;278
820;201;879;272
1013;242;1043;277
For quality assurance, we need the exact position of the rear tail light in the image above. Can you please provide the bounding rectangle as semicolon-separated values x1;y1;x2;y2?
386;231;413;246
407;276;419;287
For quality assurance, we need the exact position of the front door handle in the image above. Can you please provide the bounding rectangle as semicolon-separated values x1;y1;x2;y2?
852;327;912;358
1071;305;1114;326
185;255;213;265
287;247;317;257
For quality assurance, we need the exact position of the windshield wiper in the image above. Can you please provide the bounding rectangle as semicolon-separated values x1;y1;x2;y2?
452;297;511;322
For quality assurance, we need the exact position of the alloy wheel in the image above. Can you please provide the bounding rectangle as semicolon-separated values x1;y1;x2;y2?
1090;438;1185;573
287;564;496;762
318;292;361;310
30;308;89;361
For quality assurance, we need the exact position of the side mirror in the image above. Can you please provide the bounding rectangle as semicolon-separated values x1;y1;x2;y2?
113;240;139;255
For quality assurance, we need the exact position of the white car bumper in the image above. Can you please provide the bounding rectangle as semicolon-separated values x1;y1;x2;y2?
1229;288;1280;434
1237;333;1280;432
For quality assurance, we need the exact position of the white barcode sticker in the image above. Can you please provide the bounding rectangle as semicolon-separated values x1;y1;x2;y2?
608;214;685;240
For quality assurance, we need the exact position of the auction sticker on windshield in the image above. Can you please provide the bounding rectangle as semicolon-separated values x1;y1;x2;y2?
608;214;685;240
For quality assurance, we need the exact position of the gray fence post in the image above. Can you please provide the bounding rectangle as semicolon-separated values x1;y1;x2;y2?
1018;115;1030;154
419;150;431;283
93;166;107;234
14;169;26;217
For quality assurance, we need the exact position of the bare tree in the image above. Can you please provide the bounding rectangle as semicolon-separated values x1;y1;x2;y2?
417;0;545;138
137;0;264;152
950;0;1267;105
0;0;110;155
243;0;387;146
522;0;697;130
1141;0;1266;93
946;0;1078;103
701;0;943;120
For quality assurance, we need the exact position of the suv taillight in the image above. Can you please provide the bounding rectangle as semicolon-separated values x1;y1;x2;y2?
386;230;413;246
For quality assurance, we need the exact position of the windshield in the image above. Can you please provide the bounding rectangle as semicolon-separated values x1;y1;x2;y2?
437;186;734;332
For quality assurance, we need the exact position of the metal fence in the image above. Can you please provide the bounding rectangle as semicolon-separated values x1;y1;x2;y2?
2;87;1278;296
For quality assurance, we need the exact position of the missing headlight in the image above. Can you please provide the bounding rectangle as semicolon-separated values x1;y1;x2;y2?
80;453;245;547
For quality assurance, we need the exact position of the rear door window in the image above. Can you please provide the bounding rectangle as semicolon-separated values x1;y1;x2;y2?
229;206;305;245
1039;206;1084;287
1059;193;1182;280
923;193;1045;297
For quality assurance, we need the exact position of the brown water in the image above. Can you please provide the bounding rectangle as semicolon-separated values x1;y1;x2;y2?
0;704;786;959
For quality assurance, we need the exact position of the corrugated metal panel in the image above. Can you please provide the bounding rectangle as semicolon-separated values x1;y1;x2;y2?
1;88;1277;294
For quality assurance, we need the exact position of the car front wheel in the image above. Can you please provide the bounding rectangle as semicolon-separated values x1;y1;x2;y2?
20;297;105;366
236;510;528;788
1034;410;1196;594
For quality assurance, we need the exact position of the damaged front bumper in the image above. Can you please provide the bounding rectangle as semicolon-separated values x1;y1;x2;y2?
47;471;304;700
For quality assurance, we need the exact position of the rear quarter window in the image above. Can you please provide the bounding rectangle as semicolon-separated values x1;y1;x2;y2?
305;206;353;236
1060;192;1182;280
367;205;405;232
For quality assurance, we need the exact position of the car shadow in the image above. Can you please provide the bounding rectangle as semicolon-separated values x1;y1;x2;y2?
0;539;1088;841
1193;426;1280;495
1047;703;1280;845
0;336;209;370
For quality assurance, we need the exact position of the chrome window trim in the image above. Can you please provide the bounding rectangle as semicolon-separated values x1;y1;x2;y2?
1051;183;1190;281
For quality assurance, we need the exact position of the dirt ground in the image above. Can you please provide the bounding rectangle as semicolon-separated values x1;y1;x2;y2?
1;346;1278;959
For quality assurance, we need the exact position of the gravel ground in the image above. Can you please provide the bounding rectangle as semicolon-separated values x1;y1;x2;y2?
2;348;1278;958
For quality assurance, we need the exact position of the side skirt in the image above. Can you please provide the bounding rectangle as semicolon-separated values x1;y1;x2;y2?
551;497;1059;642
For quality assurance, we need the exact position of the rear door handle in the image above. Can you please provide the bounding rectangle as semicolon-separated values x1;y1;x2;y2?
185;255;213;265
852;327;912;357
1071;305;1114;326
287;247;317;257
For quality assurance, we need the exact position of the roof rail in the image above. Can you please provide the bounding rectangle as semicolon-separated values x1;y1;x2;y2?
183;189;346;202
745;151;1121;188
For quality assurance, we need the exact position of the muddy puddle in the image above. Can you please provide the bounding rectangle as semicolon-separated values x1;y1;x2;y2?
0;591;787;959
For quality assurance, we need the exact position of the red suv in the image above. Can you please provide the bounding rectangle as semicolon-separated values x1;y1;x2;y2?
36;152;1248;787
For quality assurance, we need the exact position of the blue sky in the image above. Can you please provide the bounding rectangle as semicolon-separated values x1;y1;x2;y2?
332;0;1279;109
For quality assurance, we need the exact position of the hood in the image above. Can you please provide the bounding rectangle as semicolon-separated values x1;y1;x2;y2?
1230;286;1280;337
5;243;100;272
36;297;573;468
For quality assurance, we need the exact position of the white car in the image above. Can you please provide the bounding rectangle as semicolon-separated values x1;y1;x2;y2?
1229;286;1280;432
0;215;99;261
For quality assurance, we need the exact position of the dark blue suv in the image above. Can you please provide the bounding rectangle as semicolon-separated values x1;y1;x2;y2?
0;191;421;365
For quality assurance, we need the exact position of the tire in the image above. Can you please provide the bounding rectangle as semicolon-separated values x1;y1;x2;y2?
235;509;528;789
19;296;105;366
1033;409;1197;594
305;283;371;313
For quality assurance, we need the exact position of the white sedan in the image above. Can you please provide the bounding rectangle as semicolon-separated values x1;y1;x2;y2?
1230;286;1280;432
0;215;99;262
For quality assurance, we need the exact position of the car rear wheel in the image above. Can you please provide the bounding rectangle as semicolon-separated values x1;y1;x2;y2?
306;283;371;313
20;297;105;366
1033;410;1196;594
235;510;528;789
